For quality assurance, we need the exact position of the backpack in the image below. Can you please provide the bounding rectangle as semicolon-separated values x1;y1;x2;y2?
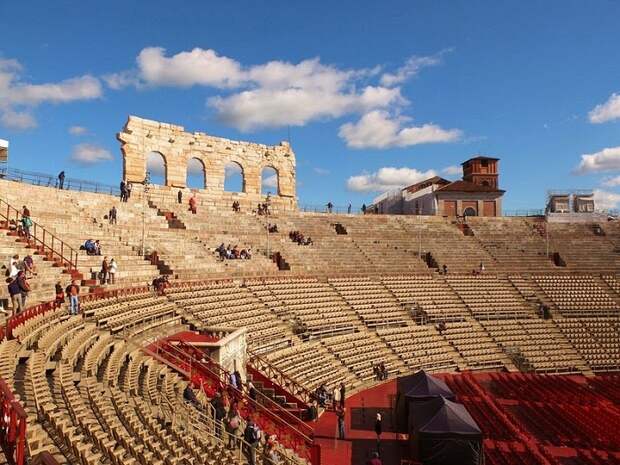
228;416;240;430
244;425;258;444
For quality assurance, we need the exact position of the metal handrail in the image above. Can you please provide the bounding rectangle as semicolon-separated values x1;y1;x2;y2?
247;348;314;406
151;340;313;437
0;378;27;465
0;198;79;271
0;166;120;196
142;339;317;462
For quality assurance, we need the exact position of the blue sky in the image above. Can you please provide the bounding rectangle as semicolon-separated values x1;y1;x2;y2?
1;0;620;211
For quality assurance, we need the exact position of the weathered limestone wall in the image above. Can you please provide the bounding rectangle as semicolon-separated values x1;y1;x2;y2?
117;115;297;209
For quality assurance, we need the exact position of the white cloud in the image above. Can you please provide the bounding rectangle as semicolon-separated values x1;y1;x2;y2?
313;167;330;176
210;85;403;131
262;174;278;188
137;47;245;88
602;175;620;187
225;162;243;177
589;93;620;124
575;146;620;174
593;189;620;210
108;47;457;134
442;165;462;176
380;49;452;87
0;57;102;131
0;109;37;130
68;125;87;135
103;70;140;90
187;158;205;175
339;110;462;149
71;143;113;165
347;167;436;192
146;152;166;175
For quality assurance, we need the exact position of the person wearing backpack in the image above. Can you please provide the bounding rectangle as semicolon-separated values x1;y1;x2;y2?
226;405;242;450
243;419;261;465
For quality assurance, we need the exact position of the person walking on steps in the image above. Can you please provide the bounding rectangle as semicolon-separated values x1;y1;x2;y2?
337;406;346;440
66;280;80;315
177;189;183;204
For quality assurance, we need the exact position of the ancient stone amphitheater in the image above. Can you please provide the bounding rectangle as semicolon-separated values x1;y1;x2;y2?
0;177;619;465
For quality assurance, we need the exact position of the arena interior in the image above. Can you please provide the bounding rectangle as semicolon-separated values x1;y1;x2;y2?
0;116;619;465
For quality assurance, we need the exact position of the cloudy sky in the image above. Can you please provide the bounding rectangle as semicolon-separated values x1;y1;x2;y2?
1;0;620;210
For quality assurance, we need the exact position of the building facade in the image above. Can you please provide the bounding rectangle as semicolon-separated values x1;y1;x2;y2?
371;156;505;217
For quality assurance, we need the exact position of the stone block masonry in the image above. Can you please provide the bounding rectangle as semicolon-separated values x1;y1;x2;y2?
118;115;297;209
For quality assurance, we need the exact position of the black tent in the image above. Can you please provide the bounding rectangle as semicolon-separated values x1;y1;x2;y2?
413;396;483;465
394;370;455;432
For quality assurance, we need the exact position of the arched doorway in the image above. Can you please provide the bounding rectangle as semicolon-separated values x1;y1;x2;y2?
261;166;279;195
224;162;245;192
186;157;206;189
463;207;477;217
146;151;167;185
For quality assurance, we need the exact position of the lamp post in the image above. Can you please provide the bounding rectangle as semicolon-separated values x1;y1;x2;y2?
141;171;151;257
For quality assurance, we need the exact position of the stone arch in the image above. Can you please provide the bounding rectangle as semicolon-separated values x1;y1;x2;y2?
146;151;167;185
224;161;246;193
186;157;207;189
261;166;279;195
463;207;477;217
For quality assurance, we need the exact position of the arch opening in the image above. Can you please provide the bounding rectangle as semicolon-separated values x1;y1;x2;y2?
261;166;279;196
224;162;245;193
186;157;206;189
146;151;167;185
463;207;477;217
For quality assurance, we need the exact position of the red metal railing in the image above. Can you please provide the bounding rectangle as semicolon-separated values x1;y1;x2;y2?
0;378;26;465
0;199;78;271
247;348;314;406
4;301;61;340
145;338;320;463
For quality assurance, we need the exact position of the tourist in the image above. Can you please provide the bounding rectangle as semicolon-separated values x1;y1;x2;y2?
100;257;109;285
8;276;23;316
379;362;387;380
243;419;261;465
226;405;242;449
109;259;117;284
119;181;127;202
316;384;328;408
337;406;346;440
480;261;485;273
126;182;132;199
326;201;333;213
66;280;80;315
375;412;382;442
367;451;382;465
263;435;280;464
9;255;20;278
23;255;35;277
109;206;117;225
308;400;318;421
362;204;367;214
333;385;341;409
233;370;242;389
57;171;65;189
247;380;257;401
55;282;65;305
21;211;32;240
22;205;30;218
84;239;96;255
339;382;346;409
189;194;198;214
229;372;238;390
257;203;264;215
443;264;448;275
17;271;30;309
347;203;352;214
177;189;183;204
94;240;101;255
211;391;226;438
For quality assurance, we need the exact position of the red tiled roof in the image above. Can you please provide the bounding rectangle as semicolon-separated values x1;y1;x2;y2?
435;180;505;193
403;176;450;193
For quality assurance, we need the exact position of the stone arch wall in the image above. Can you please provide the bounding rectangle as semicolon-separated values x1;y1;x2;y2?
117;115;297;208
